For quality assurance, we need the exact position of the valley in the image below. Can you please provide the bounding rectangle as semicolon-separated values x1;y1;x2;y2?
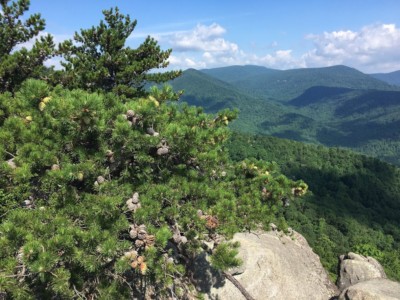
171;65;400;164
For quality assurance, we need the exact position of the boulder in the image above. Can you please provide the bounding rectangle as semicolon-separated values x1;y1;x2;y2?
338;278;400;300
197;230;338;300
337;252;387;291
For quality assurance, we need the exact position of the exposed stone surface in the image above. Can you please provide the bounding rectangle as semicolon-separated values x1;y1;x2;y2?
338;278;400;300
196;230;338;300
337;252;387;291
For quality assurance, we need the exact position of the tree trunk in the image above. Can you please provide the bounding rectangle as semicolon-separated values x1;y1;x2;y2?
223;271;255;300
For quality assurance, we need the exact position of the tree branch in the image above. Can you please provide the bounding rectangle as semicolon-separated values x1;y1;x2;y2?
223;271;255;300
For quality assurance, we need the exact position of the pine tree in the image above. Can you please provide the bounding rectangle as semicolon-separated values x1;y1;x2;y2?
0;78;307;298
0;6;308;299
56;7;181;98
0;0;54;93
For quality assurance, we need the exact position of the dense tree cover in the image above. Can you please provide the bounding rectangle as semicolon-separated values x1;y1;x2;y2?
0;0;54;93
228;132;400;281
202;65;398;101
371;70;400;86
171;68;400;165
55;7;181;98
0;4;308;299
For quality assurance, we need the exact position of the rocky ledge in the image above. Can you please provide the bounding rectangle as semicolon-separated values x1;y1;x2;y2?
195;227;400;300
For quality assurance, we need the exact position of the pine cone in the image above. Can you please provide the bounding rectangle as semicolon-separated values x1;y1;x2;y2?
157;147;169;156
173;233;181;244
129;228;138;239
96;176;105;184
132;192;139;204
205;215;219;230
137;256;144;264
145;235;155;246
126;110;135;118
137;229;147;240
135;239;145;248
146;127;155;135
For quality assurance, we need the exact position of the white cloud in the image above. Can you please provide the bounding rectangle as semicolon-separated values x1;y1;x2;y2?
303;23;400;72
163;23;238;54
161;22;400;73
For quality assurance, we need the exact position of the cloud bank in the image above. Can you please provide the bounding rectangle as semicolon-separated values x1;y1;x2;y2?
159;22;400;73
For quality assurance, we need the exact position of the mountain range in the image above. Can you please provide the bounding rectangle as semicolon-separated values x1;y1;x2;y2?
170;65;400;165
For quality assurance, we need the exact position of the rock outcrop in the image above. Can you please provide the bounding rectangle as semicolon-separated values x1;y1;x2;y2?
337;252;387;291
199;228;338;300
338;278;400;300
192;229;400;300
337;252;400;300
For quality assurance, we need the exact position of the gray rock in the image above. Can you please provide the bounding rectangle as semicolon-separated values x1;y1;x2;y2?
205;230;338;300
337;252;386;291
338;278;400;300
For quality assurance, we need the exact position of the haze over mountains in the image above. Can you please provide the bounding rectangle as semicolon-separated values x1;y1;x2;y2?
170;65;400;165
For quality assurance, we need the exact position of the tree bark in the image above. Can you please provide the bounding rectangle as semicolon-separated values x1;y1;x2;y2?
223;271;255;300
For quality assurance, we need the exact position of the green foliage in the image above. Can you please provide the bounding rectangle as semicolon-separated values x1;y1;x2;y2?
203;65;398;101
0;80;305;298
210;242;242;271
56;7;181;98
229;132;400;280
0;0;54;93
371;70;400;86
172;67;400;165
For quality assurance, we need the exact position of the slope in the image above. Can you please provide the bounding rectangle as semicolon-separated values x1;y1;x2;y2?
228;132;400;280
170;68;319;136
201;64;281;84
370;70;400;86
174;65;400;164
229;65;398;101
287;87;400;164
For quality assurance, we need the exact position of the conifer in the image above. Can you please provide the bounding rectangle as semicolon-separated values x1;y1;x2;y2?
57;7;181;98
0;5;308;299
0;0;54;93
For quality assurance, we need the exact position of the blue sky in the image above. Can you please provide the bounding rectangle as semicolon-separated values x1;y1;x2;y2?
29;0;400;73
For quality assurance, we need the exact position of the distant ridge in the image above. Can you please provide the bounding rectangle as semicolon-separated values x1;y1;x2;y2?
370;70;400;86
169;65;400;164
221;65;398;101
201;65;280;83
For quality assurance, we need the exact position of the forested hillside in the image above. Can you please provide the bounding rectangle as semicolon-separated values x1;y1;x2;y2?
171;66;400;165
228;132;400;280
371;70;400;86
203;65;397;101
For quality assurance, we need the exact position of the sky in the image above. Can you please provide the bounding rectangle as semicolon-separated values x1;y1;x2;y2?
27;0;400;73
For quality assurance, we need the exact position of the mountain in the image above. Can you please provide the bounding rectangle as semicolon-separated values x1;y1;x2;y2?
172;65;400;164
370;70;400;86
169;68;240;112
170;68;313;135
286;87;400;163
201;64;280;83
235;65;398;101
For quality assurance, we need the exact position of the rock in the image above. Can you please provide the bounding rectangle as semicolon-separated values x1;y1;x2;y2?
202;230;338;300
338;278;400;300
337;252;387;291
